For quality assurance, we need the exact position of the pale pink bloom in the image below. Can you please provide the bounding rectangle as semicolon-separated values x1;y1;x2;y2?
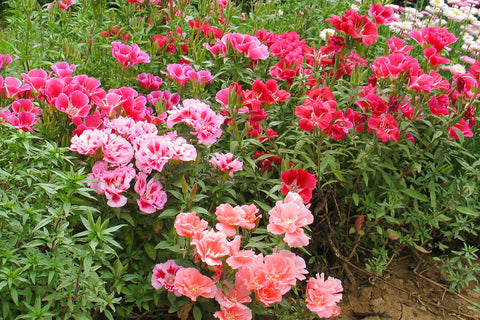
267;192;314;247
192;229;231;266
87;161;136;207
174;211;209;238
173;268;218;301
167;99;224;144
238;204;261;230
151;260;183;293
227;236;264;270
134;134;174;173
102;133;134;166
51;62;76;78
163;131;198;162
264;250;308;285
55;90;91;118
134;172;167;213
111;41;150;68
69;129;108;155
104;116;158;144
209;153;243;178
306;273;343;319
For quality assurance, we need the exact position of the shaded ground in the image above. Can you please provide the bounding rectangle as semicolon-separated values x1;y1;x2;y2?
337;256;480;320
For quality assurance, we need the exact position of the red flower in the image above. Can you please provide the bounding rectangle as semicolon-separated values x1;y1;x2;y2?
280;169;317;204
367;114;399;142
326;9;378;46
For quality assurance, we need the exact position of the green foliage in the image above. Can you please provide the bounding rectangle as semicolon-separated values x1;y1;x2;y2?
0;125;121;319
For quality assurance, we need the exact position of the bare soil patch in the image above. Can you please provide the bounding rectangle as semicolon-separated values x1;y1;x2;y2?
337;256;480;320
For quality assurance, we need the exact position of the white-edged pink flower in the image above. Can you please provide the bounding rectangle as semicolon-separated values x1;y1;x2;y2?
134;172;167;214
151;260;183;294
209;152;243;178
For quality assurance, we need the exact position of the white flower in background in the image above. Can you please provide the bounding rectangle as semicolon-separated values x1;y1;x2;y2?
465;24;480;36
350;3;360;11
319;28;335;41
450;64;466;74
278;9;284;16
425;5;443;15
460;55;477;65
463;33;476;45
404;7;424;19
443;7;467;22
430;0;447;8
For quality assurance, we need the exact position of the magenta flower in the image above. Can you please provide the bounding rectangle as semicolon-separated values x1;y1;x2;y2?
137;73;163;90
151;260;183;293
367;114;400;142
134;172;167;214
221;33;269;59
51;61;76;78
111;41;150;68
0;54;13;70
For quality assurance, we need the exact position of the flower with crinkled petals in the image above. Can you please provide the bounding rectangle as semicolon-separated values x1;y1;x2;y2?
69;129;108;155
214;204;248;237
134;172;167;214
102;133;135;167
134;134;175;174
409;27;457;52
192;229;231;266
151;260;183;293
280;169;317;204
174;211;209;239
174;268;217;302
306;273;343;319
210;152;243;179
267;192;314;248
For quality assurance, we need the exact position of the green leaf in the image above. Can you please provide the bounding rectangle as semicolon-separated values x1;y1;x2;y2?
401;188;428;202
193;305;202;320
454;206;478;217
144;242;156;261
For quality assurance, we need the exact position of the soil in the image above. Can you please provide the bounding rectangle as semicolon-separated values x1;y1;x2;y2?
336;256;480;320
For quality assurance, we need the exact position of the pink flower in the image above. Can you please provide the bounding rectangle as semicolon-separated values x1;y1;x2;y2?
167;99;224;145
367;114;399;142
87;161;136;208
55;91;91;118
0;54;12;70
423;47;450;66
371;53;420;81
305;273;343;319
209;153;243;179
267;192;314;248
134;172;167;214
51;62;76;78
192;229;231;266
21;69;50;95
102;133;135;167
174;211;209;238
137;73;163;90
221;33;269;59
368;4;397;25
449;119;474;139
162;63;196;85
214;204;259;237
69;129;108;155
151;260;183;293
280;169;317;204
409;27;457;52
173;268;217;301
387;37;413;54
111;41;150;68
3;77;31;98
134;135;174;173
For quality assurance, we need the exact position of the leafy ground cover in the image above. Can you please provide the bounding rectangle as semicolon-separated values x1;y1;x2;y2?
0;0;480;319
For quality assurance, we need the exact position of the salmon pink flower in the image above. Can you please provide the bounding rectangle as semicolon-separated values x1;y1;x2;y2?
134;172;167;214
306;273;343;319
280;169;317;204
174;268;217;301
192;229;231;266
111;41;150;68
174;211;208;238
151;260;183;293
214;203;258;237
368;114;400;142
